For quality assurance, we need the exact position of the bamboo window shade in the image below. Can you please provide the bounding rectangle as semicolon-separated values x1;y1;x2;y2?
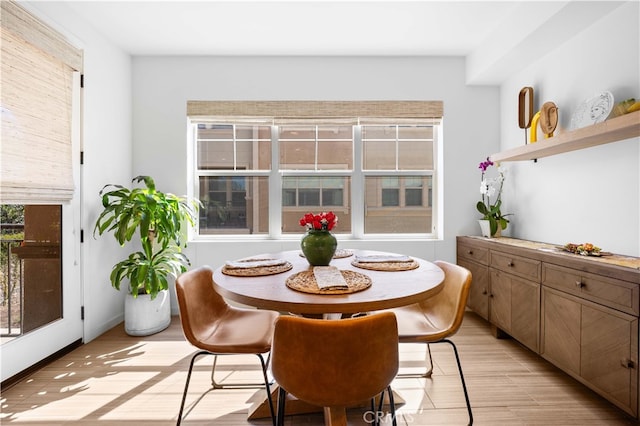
1;0;83;204
187;100;443;123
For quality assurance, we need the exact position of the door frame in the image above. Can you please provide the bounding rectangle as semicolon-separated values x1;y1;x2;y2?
0;72;84;383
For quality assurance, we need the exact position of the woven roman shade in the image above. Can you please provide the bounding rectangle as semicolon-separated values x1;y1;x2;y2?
187;100;443;122
1;0;83;204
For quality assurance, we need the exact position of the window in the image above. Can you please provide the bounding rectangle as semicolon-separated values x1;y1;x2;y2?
189;101;442;238
1;205;62;338
282;177;346;207
278;124;353;233
362;123;435;234
196;122;271;235
1;1;82;203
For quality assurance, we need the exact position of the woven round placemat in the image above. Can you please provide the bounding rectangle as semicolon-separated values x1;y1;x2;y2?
285;270;372;295
222;260;293;277
333;248;354;258
351;259;419;271
299;248;354;259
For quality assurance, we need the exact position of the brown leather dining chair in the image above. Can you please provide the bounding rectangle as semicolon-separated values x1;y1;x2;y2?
174;266;278;426
270;312;399;426
385;260;474;425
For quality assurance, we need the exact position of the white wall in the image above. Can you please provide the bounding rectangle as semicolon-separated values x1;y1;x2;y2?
131;56;501;311
16;0;638;351
500;1;639;256
23;1;134;342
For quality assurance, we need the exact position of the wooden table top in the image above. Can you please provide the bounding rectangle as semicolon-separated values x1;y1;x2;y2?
212;249;445;315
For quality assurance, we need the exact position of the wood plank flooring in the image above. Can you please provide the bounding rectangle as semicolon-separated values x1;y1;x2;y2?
1;311;637;425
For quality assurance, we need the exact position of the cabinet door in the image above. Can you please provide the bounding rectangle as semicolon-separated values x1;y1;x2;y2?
458;259;489;320
510;275;540;353
489;270;511;333
541;288;581;375
581;303;638;416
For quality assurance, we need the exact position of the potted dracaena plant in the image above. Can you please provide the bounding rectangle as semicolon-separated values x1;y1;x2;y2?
93;175;200;336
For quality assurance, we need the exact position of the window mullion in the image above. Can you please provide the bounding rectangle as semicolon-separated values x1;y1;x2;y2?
270;125;282;238
315;126;319;172
395;125;400;171
232;124;237;169
352;125;364;238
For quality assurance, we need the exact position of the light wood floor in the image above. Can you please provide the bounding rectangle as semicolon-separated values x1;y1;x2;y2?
1;311;637;425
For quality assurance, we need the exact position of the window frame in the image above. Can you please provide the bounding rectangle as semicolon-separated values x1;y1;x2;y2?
188;101;442;241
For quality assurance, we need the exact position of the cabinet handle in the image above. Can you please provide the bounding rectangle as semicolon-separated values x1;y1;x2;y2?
575;280;585;288
621;358;635;369
489;293;494;298
468;250;473;255
507;261;514;267
482;288;487;295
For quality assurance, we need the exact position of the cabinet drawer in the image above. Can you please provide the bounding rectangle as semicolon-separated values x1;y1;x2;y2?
543;263;640;316
490;250;541;282
457;242;489;265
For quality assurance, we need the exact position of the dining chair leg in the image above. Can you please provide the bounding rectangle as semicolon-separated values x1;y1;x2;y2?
210;353;274;389
375;386;397;426
257;353;276;426
276;387;287;426
178;351;275;426
177;350;210;426
425;343;434;376
443;339;473;426
387;386;397;426
376;389;384;422
370;397;377;426
397;343;433;378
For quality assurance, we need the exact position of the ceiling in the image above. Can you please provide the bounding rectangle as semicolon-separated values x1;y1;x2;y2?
40;1;627;84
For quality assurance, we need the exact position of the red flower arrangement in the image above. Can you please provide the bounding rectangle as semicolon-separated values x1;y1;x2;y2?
299;211;338;231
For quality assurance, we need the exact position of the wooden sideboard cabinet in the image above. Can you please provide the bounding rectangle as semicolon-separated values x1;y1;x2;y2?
457;237;540;352
456;236;640;417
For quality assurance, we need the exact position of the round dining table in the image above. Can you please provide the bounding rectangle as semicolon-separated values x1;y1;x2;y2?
212;249;445;422
212;249;445;316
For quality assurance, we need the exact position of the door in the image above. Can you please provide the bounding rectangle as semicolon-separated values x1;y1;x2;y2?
489;269;511;333
0;73;83;382
581;303;637;415
510;275;540;353
459;259;489;320
541;288;581;375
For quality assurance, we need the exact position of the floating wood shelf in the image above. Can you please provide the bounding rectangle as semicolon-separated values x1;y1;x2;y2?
490;110;640;162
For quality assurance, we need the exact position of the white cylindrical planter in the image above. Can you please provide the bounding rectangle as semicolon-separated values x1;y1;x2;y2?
124;289;171;336
478;219;491;238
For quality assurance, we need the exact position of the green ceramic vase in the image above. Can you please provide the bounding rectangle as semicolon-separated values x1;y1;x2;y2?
300;230;337;266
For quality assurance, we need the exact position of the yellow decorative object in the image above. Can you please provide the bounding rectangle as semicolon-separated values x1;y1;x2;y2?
611;98;636;117
529;110;541;143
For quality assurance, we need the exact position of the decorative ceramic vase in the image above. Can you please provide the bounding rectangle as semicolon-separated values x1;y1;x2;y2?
301;230;337;266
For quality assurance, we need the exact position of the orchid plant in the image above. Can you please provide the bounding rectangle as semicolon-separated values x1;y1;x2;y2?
299;211;338;232
477;157;510;236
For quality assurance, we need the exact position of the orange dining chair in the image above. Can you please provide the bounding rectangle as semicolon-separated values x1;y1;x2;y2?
385;260;473;425
175;266;278;426
270;312;399;426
